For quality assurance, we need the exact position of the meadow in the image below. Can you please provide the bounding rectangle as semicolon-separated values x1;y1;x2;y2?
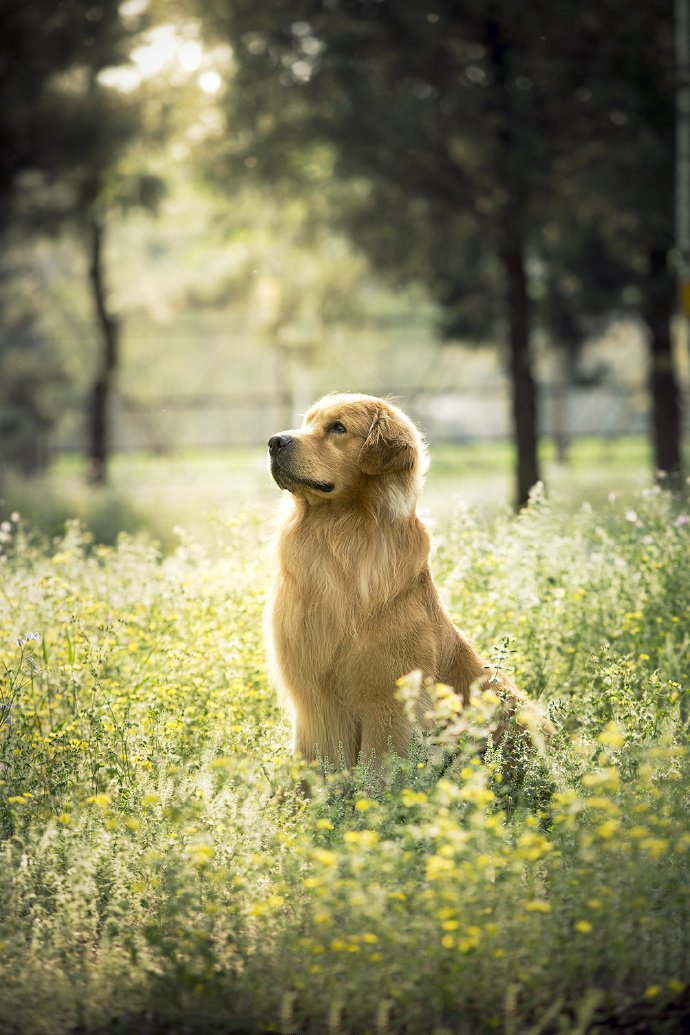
3;434;654;549
0;467;688;1033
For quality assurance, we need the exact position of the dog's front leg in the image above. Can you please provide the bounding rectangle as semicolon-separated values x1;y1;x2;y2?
359;702;413;769
292;697;361;772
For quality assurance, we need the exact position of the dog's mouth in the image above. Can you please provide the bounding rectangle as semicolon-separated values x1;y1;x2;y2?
296;478;335;494
270;458;335;494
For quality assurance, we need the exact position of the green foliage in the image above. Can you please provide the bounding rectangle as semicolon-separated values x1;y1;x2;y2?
204;0;676;347
0;1;136;205
0;473;175;550
0;492;688;1033
0;1;161;484
203;0;685;496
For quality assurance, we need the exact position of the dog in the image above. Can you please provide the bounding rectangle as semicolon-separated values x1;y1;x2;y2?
267;393;536;771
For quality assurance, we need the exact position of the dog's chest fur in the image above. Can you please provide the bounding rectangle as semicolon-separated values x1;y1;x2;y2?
269;504;429;701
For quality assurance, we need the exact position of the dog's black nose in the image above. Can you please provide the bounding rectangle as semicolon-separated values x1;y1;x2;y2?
268;433;292;455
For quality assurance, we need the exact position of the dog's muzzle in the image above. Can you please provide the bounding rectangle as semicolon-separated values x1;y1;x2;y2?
267;433;335;493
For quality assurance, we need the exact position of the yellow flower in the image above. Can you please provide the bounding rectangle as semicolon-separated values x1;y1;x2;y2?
586;796;617;811
582;767;620;792
186;844;214;866
313;848;337;866
355;798;377;812
525;900;551;913
86;794;111;809
574;921;592;934
596;819;620;840
640;837;669;859
343;830;379;848
644;986;661;998
458;934;480;953
401;789;427;807
515;831;553;861
426;855;455;881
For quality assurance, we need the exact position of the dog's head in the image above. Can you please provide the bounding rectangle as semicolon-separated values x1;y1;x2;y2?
268;394;427;513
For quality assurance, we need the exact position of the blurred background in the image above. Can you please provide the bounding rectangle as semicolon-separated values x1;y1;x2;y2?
0;0;688;546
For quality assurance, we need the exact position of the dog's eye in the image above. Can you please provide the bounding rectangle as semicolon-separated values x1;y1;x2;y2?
327;421;347;435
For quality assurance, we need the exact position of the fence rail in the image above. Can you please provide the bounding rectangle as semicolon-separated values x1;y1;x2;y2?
49;380;688;456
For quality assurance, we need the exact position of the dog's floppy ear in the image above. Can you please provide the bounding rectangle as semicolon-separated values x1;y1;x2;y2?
358;407;416;475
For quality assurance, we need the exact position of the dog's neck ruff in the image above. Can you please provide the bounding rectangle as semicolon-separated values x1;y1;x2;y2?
279;492;430;615
380;481;417;521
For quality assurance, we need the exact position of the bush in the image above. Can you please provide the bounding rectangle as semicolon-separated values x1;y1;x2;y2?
0;490;688;1034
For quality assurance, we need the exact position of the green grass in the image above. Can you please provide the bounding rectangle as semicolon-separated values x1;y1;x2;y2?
0;486;688;1033
1;435;658;549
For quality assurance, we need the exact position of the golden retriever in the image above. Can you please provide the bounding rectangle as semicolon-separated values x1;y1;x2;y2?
266;393;533;771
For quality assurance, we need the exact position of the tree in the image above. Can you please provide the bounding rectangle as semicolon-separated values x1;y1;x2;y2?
199;0;571;504
0;1;139;221
0;1;159;483
536;0;683;485
80;170;164;483
202;0;684;499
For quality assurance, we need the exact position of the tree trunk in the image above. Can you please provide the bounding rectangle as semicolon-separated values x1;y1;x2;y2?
485;12;541;508
88;217;119;485
644;248;683;487
502;243;541;507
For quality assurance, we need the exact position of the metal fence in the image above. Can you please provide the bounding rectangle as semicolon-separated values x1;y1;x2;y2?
41;378;690;462
54;380;678;454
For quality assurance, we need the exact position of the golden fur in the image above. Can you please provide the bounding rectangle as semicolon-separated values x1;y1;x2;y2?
266;393;528;769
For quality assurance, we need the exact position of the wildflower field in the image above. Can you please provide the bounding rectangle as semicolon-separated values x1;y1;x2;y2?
0;488;688;1034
